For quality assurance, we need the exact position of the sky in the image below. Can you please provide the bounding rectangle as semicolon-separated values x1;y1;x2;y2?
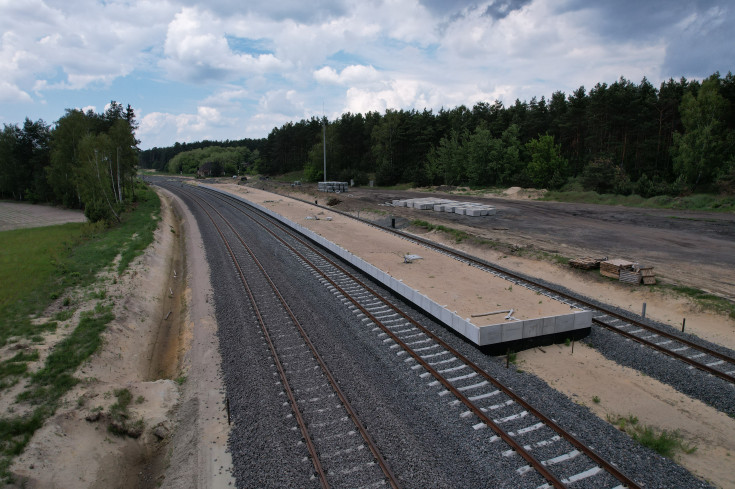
1;0;733;150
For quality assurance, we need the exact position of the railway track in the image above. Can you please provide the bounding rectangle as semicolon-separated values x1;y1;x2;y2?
181;184;643;489
276;189;735;385
182;187;401;489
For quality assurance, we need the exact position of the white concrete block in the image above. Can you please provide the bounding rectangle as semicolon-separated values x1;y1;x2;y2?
451;314;465;334
541;316;557;336
466;324;480;344
479;324;502;345
522;318;543;338
574;311;592;330
501;322;523;342
555;314;575;333
465;209;484;216
441;307;452;325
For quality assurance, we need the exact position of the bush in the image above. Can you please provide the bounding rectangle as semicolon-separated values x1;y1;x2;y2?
582;157;631;194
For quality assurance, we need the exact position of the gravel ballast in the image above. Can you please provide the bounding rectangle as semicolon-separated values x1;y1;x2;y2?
161;181;714;489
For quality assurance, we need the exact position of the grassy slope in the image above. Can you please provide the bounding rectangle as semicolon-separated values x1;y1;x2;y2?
0;183;160;480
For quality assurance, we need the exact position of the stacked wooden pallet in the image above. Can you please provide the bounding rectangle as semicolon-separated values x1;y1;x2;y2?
569;257;603;270
639;266;656;285
600;259;635;279
619;268;642;284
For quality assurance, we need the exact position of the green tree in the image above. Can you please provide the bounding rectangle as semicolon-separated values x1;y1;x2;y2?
671;78;732;188
76;133;121;222
0;119;51;202
47;110;92;207
525;134;567;189
425;129;467;186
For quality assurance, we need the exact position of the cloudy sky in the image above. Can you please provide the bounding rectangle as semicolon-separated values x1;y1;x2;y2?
1;0;732;149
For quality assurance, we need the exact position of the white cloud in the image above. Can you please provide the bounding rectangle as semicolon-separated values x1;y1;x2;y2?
138;105;236;147
0;0;730;149
0;0;174;100
159;7;288;83
0;80;32;103
259;89;306;117
313;64;381;85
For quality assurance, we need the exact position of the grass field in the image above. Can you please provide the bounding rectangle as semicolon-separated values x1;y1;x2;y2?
542;190;735;212
0;183;160;480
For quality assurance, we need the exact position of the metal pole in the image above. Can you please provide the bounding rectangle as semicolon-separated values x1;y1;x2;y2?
641;302;646;318
682;318;686;332
323;116;327;184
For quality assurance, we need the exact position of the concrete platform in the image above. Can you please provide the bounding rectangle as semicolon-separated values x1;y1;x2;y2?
206;185;591;347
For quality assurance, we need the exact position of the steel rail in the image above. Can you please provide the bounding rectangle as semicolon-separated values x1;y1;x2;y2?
185;191;330;488
183;186;401;489
592;317;735;383
203;187;641;489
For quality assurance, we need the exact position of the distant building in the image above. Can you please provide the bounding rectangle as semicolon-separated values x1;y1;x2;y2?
197;161;222;178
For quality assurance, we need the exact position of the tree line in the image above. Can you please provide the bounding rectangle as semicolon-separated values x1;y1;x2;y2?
144;72;735;195
258;72;734;194
0;102;140;222
138;137;265;172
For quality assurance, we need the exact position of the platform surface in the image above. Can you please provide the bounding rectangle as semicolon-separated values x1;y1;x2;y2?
211;183;590;345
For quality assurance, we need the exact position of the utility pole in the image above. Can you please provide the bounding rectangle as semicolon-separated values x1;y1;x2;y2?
323;109;327;183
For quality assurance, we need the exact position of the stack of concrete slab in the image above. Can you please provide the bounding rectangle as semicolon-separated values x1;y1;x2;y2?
318;181;349;193
391;198;495;217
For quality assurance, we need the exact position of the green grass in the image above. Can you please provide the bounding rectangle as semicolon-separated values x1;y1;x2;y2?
374;182;415;191
412;220;484;244
663;285;735;320
609;415;697;458
410;220;573;267
271;170;306;183
0;183;160;482
17;304;114;405
0;186;160;347
542;190;735;212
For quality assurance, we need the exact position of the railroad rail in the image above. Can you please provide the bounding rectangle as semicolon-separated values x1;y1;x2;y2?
185;184;643;489
181;186;401;489
271;188;735;385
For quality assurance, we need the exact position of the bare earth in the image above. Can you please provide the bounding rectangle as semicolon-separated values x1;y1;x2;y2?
5;181;734;488
7;190;234;488
0;202;86;231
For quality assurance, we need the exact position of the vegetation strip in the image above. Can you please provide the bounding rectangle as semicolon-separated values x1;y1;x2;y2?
0;185;160;481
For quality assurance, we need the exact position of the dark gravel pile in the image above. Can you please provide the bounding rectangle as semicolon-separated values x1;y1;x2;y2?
164;183;715;489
